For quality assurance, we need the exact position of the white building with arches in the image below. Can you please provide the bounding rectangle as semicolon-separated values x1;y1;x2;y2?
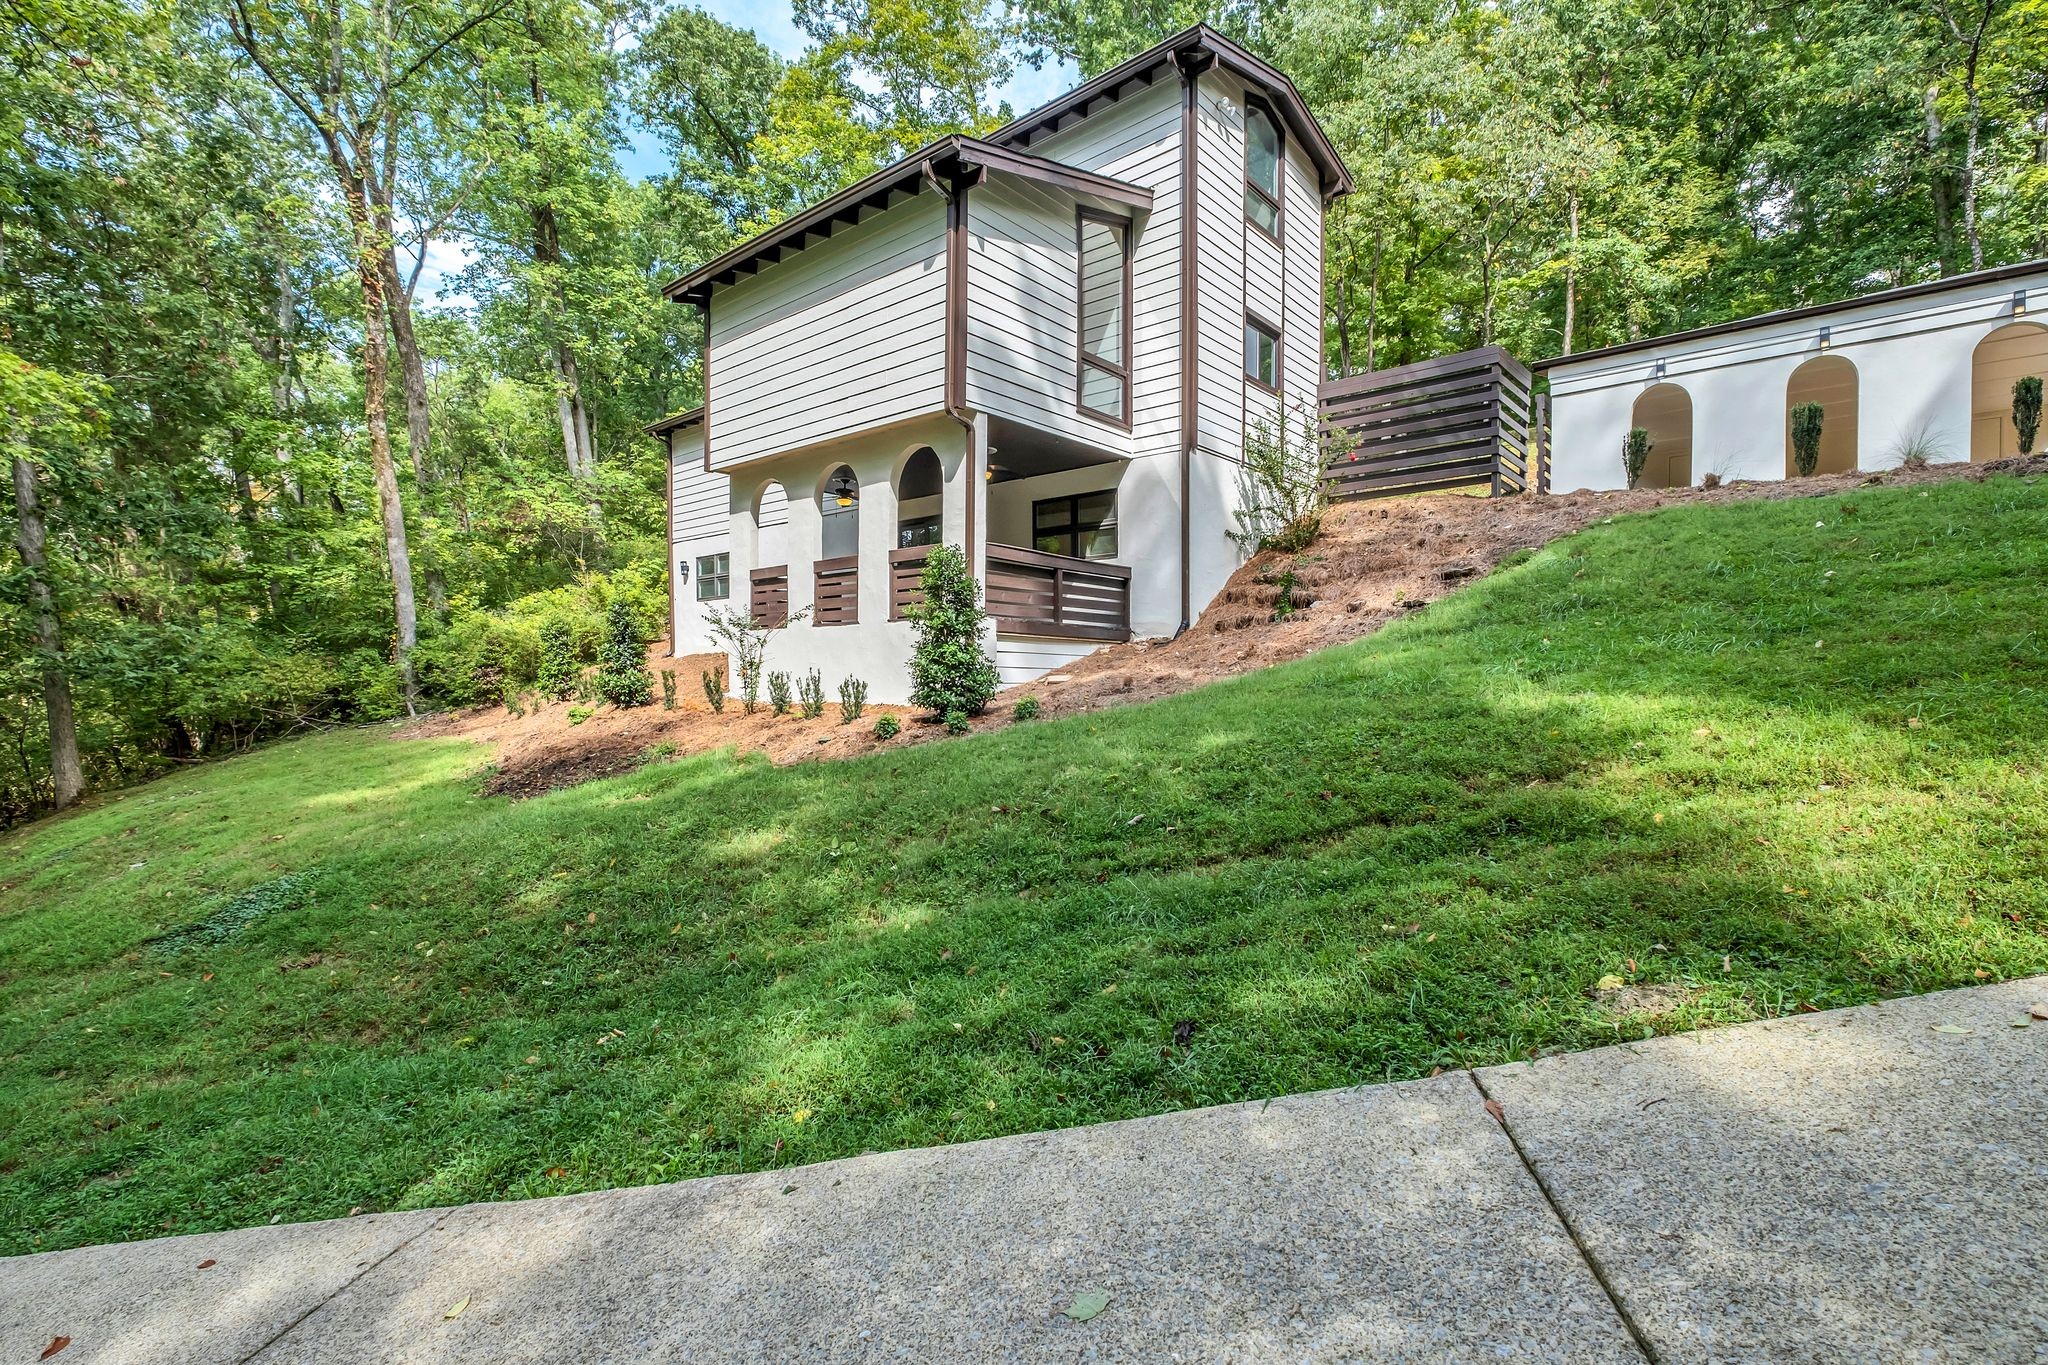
652;26;1350;703
1540;261;2048;492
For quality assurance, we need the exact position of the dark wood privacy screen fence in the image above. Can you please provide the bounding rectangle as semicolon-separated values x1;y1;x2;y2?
890;543;1131;641
749;565;788;628
1318;346;1548;501
812;556;858;626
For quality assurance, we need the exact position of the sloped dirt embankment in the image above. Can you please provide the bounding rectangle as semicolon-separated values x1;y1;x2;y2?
404;455;2048;797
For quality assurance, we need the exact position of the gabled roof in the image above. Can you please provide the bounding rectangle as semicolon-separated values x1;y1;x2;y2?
661;136;1153;305
1535;257;2048;372
989;25;1351;203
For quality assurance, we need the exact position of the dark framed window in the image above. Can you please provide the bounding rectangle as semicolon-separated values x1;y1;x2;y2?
1033;491;1118;560
1076;210;1132;426
695;552;730;601
1244;315;1281;391
1244;101;1283;241
898;515;942;548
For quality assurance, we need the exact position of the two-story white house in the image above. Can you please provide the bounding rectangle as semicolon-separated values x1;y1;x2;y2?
654;25;1350;700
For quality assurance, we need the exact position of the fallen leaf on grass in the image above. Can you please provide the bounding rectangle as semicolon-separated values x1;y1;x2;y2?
40;1336;69;1360
1930;1024;1972;1035
1064;1290;1111;1322
444;1297;469;1321
1595;974;1626;991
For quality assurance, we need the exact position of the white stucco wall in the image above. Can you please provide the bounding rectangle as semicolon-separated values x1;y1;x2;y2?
1546;267;2048;493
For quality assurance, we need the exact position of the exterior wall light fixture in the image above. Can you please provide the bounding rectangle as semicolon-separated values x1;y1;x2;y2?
1818;326;1832;351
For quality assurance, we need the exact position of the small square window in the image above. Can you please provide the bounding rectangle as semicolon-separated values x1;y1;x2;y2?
1031;492;1118;560
1244;318;1280;390
695;552;730;601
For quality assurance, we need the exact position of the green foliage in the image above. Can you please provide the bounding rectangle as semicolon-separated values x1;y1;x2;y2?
706;605;807;716
144;872;321;955
838;676;867;723
1231;410;1336;555
1012;695;1039;721
872;712;900;739
905;544;999;719
567;704;593;725
1270;569;1299;622
797;668;826;720
660;670;677;710
537;621;581;701
767;670;793;716
1623;427;1653;489
1791;403;1826;477
2014;377;2043;456
593;601;653;709
943;708;970;734
701;669;725;713
8;476;2047;1253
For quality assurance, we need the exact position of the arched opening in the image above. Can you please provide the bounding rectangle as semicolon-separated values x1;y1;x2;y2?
752;480;789;566
1629;383;1693;488
1784;356;1858;477
1970;322;2048;461
817;464;860;558
894;447;944;548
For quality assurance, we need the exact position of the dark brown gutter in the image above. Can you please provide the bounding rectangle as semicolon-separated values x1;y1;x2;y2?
1533;257;2046;371
1174;45;1213;636
942;163;985;570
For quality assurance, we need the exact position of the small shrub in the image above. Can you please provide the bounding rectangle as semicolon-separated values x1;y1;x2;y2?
2015;376;2043;456
567;704;593;725
838;676;867;723
1700;472;1722;490
1012;695;1039;721
701;669;725;713
707;605;808;716
873;713;900;740
905;544;1000;720
1271;568;1298;621
768;670;792;716
640;739;677;765
593;600;652;708
1231;408;1342;554
944;709;969;735
659;670;677;710
537;620;579;700
502;687;526;718
1886;419;1946;470
797;668;826;720
1622;427;1652;488
1790;402;1825;477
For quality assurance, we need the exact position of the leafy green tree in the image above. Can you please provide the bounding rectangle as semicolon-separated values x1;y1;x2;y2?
905;544;999;722
593;599;652;707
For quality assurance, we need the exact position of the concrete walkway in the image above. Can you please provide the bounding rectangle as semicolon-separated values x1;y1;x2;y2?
6;978;2046;1363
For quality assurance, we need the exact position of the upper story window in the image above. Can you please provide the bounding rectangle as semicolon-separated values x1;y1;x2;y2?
1245;315;1281;391
1076;210;1131;425
1244;103;1282;240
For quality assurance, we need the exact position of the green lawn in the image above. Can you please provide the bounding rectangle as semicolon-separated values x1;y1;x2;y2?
5;475;2048;1254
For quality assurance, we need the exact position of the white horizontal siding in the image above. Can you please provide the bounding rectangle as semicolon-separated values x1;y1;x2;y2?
668;430;728;543
1281;139;1325;415
1193;72;1249;460
708;193;947;469
995;635;1103;686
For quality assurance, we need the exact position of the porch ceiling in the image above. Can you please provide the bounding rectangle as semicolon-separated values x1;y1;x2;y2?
987;416;1126;481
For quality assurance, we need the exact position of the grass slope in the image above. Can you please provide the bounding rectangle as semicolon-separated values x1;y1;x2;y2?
4;475;2047;1253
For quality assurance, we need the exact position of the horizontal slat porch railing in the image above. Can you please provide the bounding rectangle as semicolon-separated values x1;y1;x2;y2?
749;565;788;628
812;556;858;626
890;543;1131;641
1318;345;1544;501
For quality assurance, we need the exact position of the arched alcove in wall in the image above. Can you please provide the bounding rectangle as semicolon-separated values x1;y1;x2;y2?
1629;383;1693;488
1784;355;1859;476
894;446;944;548
752;480;790;567
817;464;859;559
1970;322;2048;461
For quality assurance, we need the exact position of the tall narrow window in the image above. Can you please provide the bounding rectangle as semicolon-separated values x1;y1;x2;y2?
1245;315;1280;391
1077;211;1130;424
1244;103;1282;240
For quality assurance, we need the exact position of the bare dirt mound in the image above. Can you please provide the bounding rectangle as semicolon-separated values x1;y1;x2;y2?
403;455;2045;796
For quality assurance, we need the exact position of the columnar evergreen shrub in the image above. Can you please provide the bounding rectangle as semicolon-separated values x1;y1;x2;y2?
1790;402;1825;477
2014;376;2043;456
904;544;999;720
1622;427;1653;488
593;601;652;708
659;669;677;710
797;668;826;720
537;620;579;700
768;670;792;715
701;669;725;713
838;676;867;723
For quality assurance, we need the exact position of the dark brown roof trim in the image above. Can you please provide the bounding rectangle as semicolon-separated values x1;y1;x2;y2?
1535;257;2048;372
645;405;705;438
988;24;1353;203
660;136;1153;305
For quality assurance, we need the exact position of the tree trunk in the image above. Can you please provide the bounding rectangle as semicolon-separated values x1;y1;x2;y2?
350;198;420;715
532;199;595;481
1961;61;1984;270
11;454;84;809
378;247;434;480
1333;273;1352;378
1923;86;1958;274
1562;192;1579;356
